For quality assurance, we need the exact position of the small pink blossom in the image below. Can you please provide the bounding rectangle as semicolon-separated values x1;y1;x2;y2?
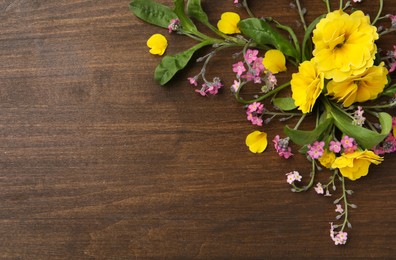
344;144;358;154
307;141;325;159
353;106;365;126
330;223;348;245
244;49;259;64
247;102;264;114
187;76;198;86
252;57;264;76
329;141;342;153
314;182;324;194
273;135;293;159
352;0;361;2
230;80;240;93
335;204;344;214
168;18;181;33
333;232;348;245
286;171;302;184
341;135;355;149
232;61;246;77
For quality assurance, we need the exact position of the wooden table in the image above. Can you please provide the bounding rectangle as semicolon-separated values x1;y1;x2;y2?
1;0;395;258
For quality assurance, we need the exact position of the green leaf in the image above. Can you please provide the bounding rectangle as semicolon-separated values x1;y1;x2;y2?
284;118;333;146
129;0;177;29
187;0;209;24
173;0;197;32
154;41;211;85
381;81;396;97
272;97;297;111
330;109;392;149
238;18;299;59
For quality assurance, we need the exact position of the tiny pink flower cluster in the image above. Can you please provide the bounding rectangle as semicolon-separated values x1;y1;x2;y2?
314;182;332;196
273;135;293;159
328;135;357;154
307;141;325;159
232;49;277;90
189;77;224;96
246;102;264;126
286;171;302;184
330;223;348;245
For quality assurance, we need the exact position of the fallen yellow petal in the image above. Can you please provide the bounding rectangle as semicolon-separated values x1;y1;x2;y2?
147;34;168;56
245;131;268;153
217;12;241;35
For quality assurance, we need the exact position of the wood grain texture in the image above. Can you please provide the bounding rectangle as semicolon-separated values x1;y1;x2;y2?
0;0;395;258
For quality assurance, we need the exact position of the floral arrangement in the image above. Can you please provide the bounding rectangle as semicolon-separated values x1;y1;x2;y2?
130;0;396;245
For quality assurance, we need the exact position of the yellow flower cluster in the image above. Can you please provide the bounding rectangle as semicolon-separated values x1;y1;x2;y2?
291;10;389;113
318;149;383;181
331;150;383;181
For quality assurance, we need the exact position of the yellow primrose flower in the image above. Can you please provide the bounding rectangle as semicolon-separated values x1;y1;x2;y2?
326;62;388;107
147;34;168;56
291;59;324;114
331;150;383;181
262;50;287;74
318;149;336;169
246;131;268;153
312;10;378;82
217;12;241;35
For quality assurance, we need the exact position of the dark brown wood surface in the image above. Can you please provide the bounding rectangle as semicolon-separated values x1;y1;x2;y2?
1;0;395;258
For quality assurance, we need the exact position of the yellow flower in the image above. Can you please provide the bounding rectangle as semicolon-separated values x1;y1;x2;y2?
312;10;378;82
318;149;336;169
217;12;241;35
331;150;383;181
262;50;287;74
246;131;268;153
147;34;168;56
326;62;388;107
291;59;324;113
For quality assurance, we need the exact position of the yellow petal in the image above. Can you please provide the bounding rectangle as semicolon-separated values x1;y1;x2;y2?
245;131;268;153
147;34;168;56
263;50;287;74
217;12;241;34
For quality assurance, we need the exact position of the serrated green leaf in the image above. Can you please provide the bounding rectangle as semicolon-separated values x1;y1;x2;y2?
284;118;333;146
154;41;211;85
129;0;177;29
272;97;297;111
238;18;299;59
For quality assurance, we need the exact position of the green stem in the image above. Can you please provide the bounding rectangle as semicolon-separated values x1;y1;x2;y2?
263;111;302;117
295;0;307;31
362;100;396;109
242;0;255;17
323;0;331;13
235;81;291;105
294;114;307;130
339;0;343;10
372;0;384;25
340;176;349;231
292;160;316;192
